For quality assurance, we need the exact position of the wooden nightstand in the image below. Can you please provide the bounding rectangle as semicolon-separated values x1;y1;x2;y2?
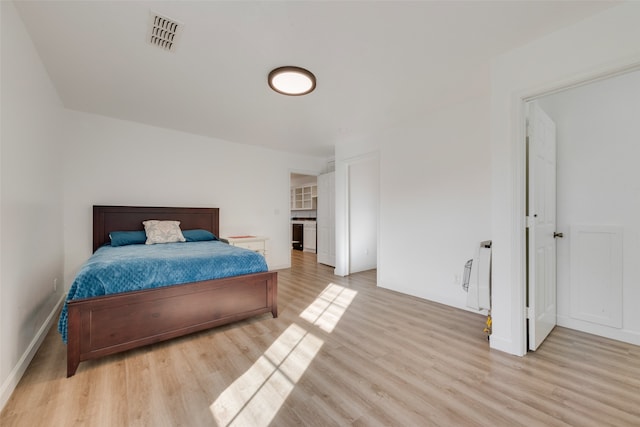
221;235;268;257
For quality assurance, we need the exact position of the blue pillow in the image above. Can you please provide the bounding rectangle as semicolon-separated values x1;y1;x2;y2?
109;230;147;247
183;229;217;242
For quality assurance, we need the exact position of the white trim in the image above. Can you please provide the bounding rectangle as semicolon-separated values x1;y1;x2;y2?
0;294;65;412
334;160;350;276
512;97;528;356
557;315;640;346
343;162;351;275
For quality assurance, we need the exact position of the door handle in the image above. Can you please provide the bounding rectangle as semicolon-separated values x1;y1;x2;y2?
554;232;564;238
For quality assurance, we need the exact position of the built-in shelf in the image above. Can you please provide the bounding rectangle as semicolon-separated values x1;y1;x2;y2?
291;184;317;210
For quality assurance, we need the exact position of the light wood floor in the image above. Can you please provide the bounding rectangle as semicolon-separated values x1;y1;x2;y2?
2;251;640;426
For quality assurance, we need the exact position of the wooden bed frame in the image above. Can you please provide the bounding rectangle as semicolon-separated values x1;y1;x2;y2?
66;205;278;377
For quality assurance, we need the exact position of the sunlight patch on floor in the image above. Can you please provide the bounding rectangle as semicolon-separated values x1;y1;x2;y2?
210;324;323;426
299;282;358;333
210;282;358;426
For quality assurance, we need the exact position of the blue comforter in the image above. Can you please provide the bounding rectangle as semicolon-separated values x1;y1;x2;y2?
58;240;268;343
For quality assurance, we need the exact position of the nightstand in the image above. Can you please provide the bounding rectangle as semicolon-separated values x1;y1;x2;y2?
221;235;268;257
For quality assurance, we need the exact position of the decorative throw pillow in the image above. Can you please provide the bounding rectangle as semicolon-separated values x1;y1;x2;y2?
142;220;186;245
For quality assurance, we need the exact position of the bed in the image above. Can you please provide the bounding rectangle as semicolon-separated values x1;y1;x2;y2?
62;205;278;377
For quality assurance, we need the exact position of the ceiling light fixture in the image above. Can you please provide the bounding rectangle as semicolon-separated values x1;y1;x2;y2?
268;66;316;96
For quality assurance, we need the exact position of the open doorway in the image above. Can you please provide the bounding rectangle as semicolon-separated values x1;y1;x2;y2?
290;173;318;265
334;153;380;277
346;155;379;274
525;69;640;349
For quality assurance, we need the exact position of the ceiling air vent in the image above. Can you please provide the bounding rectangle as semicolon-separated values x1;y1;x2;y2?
148;11;183;52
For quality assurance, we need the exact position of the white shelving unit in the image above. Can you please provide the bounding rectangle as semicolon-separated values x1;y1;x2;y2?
291;184;317;210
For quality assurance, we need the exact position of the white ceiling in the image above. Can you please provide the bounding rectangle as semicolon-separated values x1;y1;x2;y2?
14;0;618;158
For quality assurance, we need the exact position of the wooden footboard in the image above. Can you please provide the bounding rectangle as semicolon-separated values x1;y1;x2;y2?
66;271;277;377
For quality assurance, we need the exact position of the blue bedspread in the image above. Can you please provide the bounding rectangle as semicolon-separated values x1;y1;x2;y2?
58;240;268;343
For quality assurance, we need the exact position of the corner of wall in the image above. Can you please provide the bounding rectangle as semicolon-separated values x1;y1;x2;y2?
1;0;67;411
488;334;524;356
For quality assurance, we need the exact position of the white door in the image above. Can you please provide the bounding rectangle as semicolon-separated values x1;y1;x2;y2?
527;102;558;351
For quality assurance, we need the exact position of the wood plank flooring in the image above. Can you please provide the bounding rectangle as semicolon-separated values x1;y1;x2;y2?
2;250;639;426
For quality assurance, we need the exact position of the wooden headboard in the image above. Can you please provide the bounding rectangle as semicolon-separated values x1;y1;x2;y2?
93;206;220;252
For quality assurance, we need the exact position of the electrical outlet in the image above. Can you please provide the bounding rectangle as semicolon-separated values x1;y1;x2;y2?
53;278;58;292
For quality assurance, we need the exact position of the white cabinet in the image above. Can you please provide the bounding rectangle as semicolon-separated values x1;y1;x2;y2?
317;172;335;266
291;184;317;210
303;221;317;253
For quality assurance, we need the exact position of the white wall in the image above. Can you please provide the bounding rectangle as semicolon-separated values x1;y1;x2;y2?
334;95;491;310
377;96;491;309
0;1;65;409
537;70;640;345
490;2;640;355
62;110;326;284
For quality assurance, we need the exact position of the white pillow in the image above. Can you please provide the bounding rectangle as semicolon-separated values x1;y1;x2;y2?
142;220;186;245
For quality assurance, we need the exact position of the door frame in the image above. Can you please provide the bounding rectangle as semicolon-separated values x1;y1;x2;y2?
514;65;640;355
334;151;380;277
288;169;320;267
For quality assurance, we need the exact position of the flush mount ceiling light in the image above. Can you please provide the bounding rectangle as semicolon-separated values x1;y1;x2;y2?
268;66;316;96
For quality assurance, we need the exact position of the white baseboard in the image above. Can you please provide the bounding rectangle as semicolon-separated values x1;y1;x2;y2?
0;294;65;412
377;281;476;314
557;314;640;346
